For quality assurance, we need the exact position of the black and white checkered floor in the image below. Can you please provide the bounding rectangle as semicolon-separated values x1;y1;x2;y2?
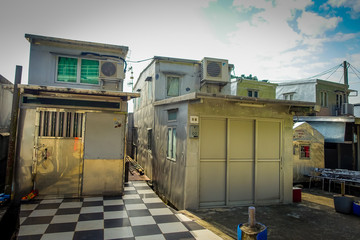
18;181;221;240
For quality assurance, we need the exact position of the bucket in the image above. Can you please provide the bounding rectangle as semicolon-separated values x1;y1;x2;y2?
333;195;354;214
237;223;267;240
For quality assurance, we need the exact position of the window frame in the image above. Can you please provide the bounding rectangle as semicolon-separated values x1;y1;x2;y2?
148;81;153;100
336;92;344;109
283;93;294;100
300;144;311;160
166;75;180;97
247;90;259;98
56;55;100;86
167;109;178;122
320;91;328;107
167;127;177;161
147;128;152;151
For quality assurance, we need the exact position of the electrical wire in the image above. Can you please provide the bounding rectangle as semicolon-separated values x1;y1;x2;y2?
127;57;154;63
304;64;342;80
325;64;342;80
349;64;360;84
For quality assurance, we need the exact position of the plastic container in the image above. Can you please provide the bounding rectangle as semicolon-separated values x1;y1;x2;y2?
293;187;301;202
333;195;354;214
238;223;267;240
353;201;360;216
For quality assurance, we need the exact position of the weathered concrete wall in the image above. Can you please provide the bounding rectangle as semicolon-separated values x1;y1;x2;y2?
237;79;277;99
155;61;201;101
276;81;316;102
316;81;348;116
28;44;125;91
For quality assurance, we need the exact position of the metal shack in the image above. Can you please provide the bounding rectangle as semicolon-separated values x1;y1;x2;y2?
131;56;315;209
15;34;138;199
293;122;325;183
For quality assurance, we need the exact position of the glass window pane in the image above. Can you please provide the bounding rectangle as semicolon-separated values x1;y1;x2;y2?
172;128;176;159
254;91;258;98
57;57;77;82
167;76;179;96
168;110;177;121
167;128;172;158
300;145;310;159
148;81;152;100
81;59;99;84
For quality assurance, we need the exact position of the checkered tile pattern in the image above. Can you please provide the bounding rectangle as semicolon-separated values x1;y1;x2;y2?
18;181;222;240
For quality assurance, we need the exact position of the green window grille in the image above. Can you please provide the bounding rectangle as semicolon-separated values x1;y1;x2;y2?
80;59;99;84
57;57;77;82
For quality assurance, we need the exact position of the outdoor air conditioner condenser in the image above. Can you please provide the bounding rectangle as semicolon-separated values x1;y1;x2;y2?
99;60;125;79
201;57;229;83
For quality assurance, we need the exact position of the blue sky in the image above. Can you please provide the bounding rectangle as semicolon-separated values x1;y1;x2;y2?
1;0;360;102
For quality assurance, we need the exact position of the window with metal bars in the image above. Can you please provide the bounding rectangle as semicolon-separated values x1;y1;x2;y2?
38;111;83;138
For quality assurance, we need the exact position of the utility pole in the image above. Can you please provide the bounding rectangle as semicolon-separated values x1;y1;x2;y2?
343;60;348;86
5;66;22;198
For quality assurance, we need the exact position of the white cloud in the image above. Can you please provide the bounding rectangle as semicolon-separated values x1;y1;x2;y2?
327;0;360;19
221;0;355;82
297;12;341;37
232;0;273;12
330;32;357;42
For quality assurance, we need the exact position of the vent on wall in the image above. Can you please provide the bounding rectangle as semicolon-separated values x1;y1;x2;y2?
99;61;125;79
201;57;229;83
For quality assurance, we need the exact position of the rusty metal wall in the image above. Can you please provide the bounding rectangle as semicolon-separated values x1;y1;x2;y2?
16;107;127;198
15;108;37;198
34;138;82;197
82;112;126;195
0;84;13;131
84;112;125;159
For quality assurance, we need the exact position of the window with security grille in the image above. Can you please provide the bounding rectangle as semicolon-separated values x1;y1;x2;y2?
38;111;83;138
57;56;99;85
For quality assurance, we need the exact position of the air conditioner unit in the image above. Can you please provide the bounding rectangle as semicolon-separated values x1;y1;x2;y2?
99;60;125;79
201;57;229;83
342;103;354;116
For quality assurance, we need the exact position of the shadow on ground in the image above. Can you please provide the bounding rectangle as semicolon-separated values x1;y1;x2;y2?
189;189;360;240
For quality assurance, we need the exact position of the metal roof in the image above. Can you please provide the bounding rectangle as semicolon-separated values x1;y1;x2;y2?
25;34;128;56
17;84;139;101
154;92;315;109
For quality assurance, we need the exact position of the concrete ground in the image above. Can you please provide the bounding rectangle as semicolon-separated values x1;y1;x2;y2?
185;188;360;240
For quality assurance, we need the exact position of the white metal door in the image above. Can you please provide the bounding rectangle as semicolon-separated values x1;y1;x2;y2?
199;118;226;206
199;117;282;207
